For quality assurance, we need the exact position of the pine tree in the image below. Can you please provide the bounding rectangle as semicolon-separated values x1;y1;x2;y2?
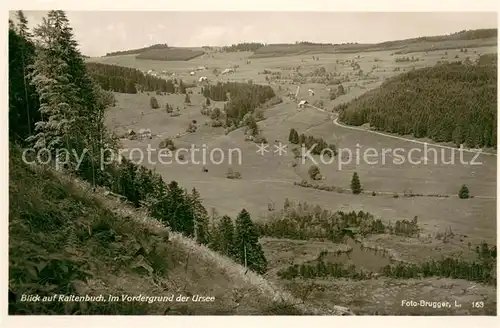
27;10;113;179
458;184;470;199
165;181;195;236
190;188;210;245
351;172;362;194
288;128;295;143
8;15;40;144
184;93;191;104
28;15;80;156
205;97;211;106
213;215;236;257
291;129;299;144
234;209;267;274
246;115;259;137
299;133;306;145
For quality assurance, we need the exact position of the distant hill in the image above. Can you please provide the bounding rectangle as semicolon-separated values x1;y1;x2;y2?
85;62;175;93
105;43;170;57
336;53;497;149
136;47;205;61
251;28;498;57
105;43;205;61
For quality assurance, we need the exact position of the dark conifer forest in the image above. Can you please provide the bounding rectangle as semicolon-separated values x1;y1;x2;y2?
85;62;175;93
337;56;497;148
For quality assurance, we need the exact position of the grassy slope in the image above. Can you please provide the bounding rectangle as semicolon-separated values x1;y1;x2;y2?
8;145;351;315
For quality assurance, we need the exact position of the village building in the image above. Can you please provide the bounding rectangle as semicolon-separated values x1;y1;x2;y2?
298;100;309;108
138;128;152;140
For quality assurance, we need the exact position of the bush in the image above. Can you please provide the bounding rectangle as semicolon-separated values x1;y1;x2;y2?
186;122;197;133
458;184;470;199
159;137;175;151
226;168;242;179
308;165;321;180
150;96;160;109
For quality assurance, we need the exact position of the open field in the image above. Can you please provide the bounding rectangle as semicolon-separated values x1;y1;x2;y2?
97;43;496;315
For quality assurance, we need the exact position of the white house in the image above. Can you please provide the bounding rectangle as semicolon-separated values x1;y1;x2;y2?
308;89;315;96
190;71;195;76
198;76;208;82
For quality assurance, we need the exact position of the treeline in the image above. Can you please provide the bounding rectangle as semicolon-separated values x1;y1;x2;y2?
382;242;496;285
136;48;205;61
337;57;497;148
288;128;337;156
8;11;268;275
105;43;170;57
8;14;40;143
202;82;275;126
256;200;420;242
222;42;264;52
103;158;267;274
85;62;175;94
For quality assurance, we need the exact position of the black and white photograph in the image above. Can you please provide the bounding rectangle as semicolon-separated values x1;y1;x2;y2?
5;1;498;324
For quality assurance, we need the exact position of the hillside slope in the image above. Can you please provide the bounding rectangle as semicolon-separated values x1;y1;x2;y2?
8;145;351;315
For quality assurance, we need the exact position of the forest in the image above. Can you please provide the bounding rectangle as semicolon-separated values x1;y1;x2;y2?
221;42;265;53
135;48;205;61
337;56;497;148
202;82;276;126
85;62;175;94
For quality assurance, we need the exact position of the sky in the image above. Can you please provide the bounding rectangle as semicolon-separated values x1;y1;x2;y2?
10;11;498;57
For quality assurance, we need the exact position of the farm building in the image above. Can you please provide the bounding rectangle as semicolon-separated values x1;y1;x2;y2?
298;100;309;108
138;128;152;140
196;66;206;71
308;89;315;96
127;129;136;136
190;71;195;76
221;68;235;75
198;76;208;82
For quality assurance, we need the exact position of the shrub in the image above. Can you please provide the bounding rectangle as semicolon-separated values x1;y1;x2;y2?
159;137;175;151
150;96;160;109
308;165;321;180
